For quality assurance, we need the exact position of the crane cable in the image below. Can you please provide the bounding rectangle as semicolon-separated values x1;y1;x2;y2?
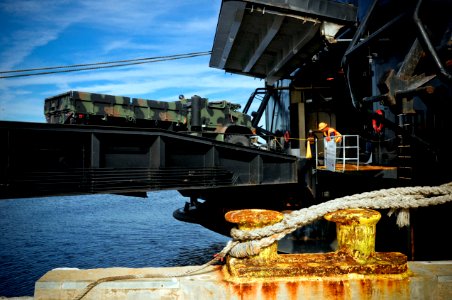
0;51;212;79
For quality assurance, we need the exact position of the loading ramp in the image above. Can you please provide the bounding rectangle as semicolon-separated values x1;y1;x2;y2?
0;121;299;199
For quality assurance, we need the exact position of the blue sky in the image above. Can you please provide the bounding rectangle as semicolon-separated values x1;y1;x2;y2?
0;0;263;122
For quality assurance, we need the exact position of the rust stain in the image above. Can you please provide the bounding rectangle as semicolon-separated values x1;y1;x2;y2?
261;282;279;300
225;251;407;279
220;272;410;299
285;282;298;300
301;280;320;299
324;208;381;225
324;280;346;299
225;209;283;229
375;277;410;298
232;283;257;299
359;279;373;298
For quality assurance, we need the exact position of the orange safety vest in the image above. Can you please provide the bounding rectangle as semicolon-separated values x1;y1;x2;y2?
323;127;342;143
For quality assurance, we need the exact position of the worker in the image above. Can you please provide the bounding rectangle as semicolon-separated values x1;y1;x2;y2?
318;122;342;169
318;122;342;143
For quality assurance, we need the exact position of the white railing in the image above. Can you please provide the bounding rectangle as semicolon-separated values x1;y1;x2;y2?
314;135;362;172
336;135;360;172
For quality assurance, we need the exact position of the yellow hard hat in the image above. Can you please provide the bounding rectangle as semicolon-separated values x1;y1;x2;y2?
318;122;328;131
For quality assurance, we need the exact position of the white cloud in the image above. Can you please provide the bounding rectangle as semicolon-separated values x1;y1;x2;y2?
0;0;264;123
0;57;263;122
0;0;216;70
0;0;68;17
0;28;63;71
102;40;162;54
71;0;219;37
0;0;80;71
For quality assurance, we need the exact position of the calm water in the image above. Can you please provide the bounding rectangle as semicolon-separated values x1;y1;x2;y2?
0;191;229;297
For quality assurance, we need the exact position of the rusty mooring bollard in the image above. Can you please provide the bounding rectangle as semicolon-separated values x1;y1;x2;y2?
223;208;407;280
224;209;283;267
324;208;381;264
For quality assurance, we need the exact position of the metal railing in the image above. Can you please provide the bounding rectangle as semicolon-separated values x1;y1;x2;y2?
315;135;362;172
336;135;360;172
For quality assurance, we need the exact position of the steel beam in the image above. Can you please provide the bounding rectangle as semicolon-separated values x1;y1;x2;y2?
243;15;284;73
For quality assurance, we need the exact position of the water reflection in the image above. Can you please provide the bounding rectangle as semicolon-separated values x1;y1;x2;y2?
0;191;228;297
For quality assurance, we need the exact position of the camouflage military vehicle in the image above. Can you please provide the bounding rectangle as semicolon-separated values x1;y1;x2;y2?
44;91;255;146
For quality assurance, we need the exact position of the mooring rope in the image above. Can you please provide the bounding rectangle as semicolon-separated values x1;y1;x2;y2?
72;240;237;300
227;182;452;258
73;182;452;299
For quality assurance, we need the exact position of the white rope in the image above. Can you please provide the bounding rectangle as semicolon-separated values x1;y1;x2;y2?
73;240;238;300
228;182;452;258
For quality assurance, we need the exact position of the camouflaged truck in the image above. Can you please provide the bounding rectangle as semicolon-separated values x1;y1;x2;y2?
44;91;255;146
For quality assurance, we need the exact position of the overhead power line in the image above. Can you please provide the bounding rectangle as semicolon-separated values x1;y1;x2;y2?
0;51;212;79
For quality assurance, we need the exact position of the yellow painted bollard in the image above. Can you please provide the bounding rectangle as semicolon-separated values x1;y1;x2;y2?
223;208;407;280
225;209;283;262
324;208;381;264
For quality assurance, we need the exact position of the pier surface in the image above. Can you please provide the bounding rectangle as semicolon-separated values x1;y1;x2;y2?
34;261;452;299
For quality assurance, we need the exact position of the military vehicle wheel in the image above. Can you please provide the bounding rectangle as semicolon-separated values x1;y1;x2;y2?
225;134;250;147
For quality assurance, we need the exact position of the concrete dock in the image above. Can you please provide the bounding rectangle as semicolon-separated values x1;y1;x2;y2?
33;261;452;300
